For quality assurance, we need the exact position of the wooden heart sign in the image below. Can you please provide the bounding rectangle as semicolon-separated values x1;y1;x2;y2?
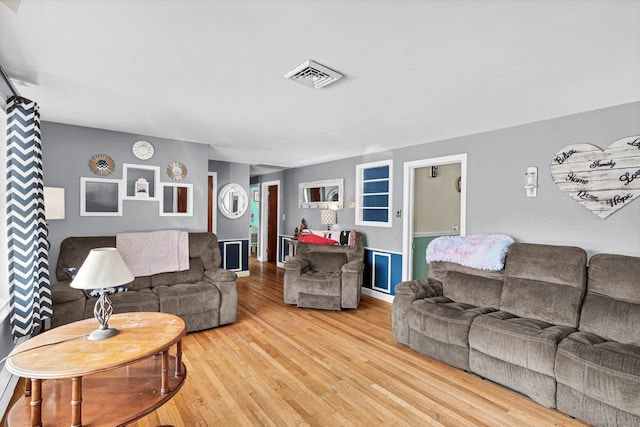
550;136;640;219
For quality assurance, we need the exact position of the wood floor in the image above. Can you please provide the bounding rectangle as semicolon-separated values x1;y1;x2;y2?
6;258;589;427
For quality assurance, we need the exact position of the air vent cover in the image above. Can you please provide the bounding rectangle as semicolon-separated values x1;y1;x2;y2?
284;60;343;89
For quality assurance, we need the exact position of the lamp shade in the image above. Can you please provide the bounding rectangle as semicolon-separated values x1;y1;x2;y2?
320;209;337;225
71;248;134;290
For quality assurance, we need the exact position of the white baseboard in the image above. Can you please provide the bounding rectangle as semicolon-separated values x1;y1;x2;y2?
0;336;27;417
362;287;394;303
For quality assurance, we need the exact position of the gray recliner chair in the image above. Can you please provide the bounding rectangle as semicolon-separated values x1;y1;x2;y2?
284;233;365;310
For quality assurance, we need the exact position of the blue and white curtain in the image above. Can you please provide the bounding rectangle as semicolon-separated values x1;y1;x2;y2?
6;96;52;338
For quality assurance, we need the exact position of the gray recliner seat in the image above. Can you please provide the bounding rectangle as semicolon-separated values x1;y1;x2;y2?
284;233;364;310
467;243;587;408
555;253;640;426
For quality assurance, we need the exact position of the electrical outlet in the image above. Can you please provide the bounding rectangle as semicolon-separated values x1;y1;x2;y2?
349;201;356;208
452;224;459;231
395;209;402;218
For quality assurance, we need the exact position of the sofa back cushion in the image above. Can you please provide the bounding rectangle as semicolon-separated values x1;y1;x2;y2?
500;243;587;328
309;252;348;273
297;233;365;264
579;253;640;345
151;258;204;287
443;271;503;309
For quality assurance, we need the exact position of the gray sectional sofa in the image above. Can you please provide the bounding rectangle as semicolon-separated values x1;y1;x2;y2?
392;242;640;427
51;232;238;333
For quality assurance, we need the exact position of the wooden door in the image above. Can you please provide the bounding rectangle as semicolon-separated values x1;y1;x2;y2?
207;175;214;232
267;185;278;262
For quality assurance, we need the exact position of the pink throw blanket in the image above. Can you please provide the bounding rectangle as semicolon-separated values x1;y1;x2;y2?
116;230;189;277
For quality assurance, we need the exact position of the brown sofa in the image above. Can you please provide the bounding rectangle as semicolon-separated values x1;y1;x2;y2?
284;233;365;310
51;232;238;333
392;242;640;427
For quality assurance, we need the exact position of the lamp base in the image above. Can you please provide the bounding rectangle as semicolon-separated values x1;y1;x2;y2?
88;327;119;341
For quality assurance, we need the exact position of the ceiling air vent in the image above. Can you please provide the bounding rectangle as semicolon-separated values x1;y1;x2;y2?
284;60;343;89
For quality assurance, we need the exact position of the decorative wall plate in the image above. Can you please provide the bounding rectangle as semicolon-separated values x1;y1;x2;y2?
167;161;188;180
550;135;640;219
132;140;155;160
88;154;115;176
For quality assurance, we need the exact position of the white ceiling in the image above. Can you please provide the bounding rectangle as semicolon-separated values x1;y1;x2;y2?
1;0;639;174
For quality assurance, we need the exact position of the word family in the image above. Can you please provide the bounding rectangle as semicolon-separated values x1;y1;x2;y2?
590;159;616;169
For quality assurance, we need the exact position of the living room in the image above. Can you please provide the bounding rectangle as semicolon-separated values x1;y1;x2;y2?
1;1;639;426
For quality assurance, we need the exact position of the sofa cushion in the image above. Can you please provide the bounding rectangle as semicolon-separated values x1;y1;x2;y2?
154;281;221;316
469;311;575;377
500;243;587;328
83;288;159;319
443;271;503;309
297;271;342;296
408;297;495;348
579;253;640;346
309;252;347;273
556;331;640;418
151;258;204;287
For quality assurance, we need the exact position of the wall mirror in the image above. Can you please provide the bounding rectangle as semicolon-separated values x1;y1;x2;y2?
218;183;248;219
298;178;344;209
80;177;123;216
160;183;193;216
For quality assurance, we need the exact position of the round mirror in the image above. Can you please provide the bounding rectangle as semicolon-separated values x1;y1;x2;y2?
218;183;248;219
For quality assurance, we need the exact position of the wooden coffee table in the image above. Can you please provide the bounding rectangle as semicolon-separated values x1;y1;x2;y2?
4;312;187;427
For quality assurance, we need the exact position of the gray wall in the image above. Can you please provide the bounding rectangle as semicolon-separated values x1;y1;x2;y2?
41;122;210;282
257;101;640;258
208;160;250;241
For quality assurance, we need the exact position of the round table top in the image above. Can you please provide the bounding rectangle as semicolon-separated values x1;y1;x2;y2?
6;312;186;379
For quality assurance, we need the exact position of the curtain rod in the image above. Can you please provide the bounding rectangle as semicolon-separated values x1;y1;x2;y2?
0;63;20;98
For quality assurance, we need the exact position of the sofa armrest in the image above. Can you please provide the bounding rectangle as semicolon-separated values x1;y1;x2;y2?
392;279;443;345
204;268;237;282
394;279;443;299
342;260;364;274
284;257;310;272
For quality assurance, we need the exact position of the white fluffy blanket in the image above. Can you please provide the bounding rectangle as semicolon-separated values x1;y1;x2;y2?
426;234;514;271
116;230;189;277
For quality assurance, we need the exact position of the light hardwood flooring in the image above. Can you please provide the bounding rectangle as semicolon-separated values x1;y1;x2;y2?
5;258;589;426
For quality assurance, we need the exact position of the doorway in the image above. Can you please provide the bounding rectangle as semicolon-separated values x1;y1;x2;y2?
402;154;467;281
259;180;280;263
207;172;217;233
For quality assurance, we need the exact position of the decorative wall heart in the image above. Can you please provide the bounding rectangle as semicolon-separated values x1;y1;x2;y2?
550;136;640;219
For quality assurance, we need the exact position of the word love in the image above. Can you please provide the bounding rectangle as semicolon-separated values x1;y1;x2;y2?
620;169;640;186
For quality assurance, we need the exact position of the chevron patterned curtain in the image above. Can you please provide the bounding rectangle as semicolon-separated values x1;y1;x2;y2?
6;96;52;338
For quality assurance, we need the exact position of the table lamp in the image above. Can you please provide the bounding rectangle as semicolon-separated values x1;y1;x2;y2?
71;248;134;340
320;209;337;230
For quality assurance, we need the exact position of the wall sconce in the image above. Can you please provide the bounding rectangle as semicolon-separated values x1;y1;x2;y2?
524;167;538;197
44;187;65;219
320;209;337;230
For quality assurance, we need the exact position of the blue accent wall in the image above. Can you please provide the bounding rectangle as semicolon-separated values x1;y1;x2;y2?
363;248;402;296
218;239;249;273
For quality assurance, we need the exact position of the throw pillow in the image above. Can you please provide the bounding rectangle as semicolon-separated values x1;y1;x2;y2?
63;267;128;298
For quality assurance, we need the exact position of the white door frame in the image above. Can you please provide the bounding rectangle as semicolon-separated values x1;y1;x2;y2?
401;153;467;281
258;180;280;262
208;172;217;234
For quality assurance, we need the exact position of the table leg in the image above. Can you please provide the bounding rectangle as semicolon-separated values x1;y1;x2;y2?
175;339;184;377
161;350;170;394
71;377;82;427
30;378;42;427
25;377;32;397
